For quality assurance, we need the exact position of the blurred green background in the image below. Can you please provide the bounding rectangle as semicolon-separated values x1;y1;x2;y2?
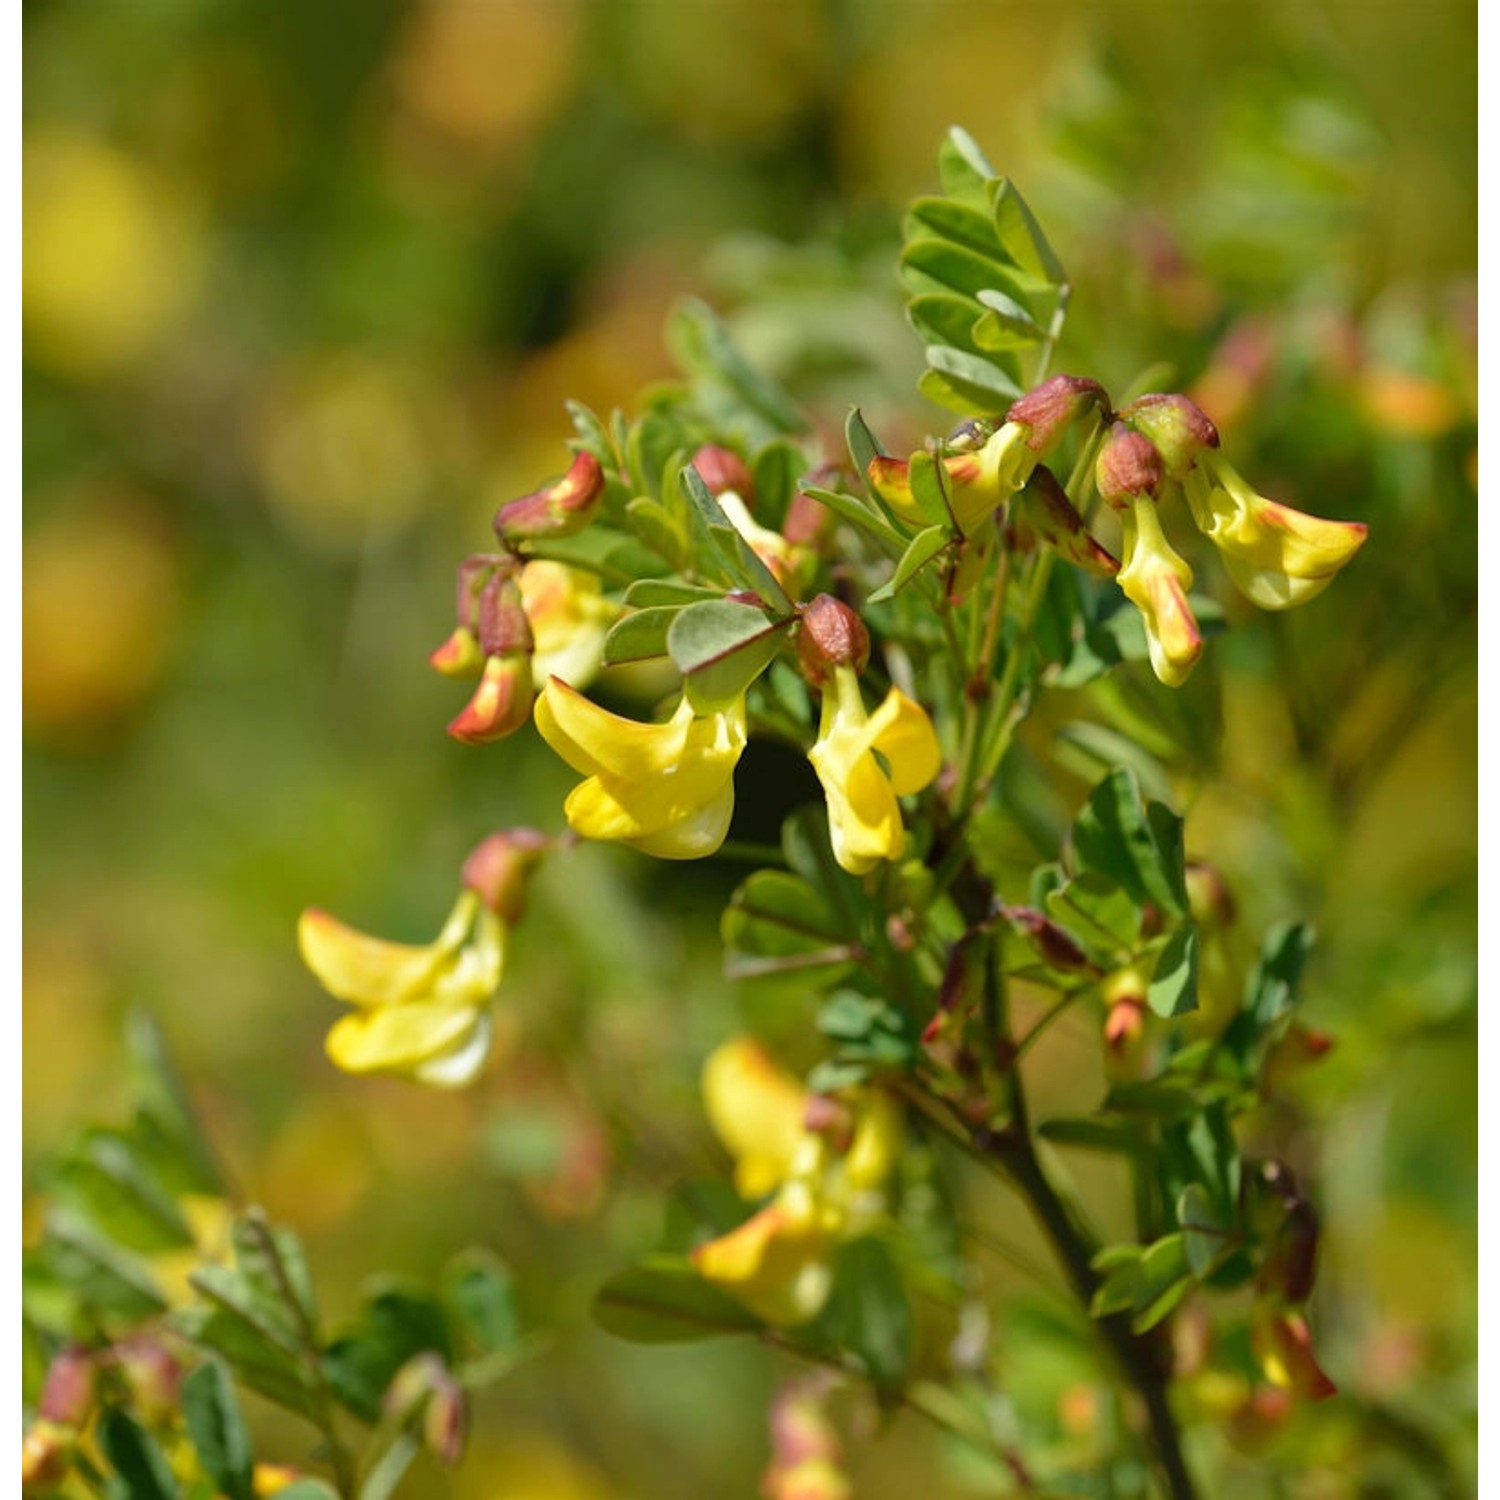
24;1;1475;1494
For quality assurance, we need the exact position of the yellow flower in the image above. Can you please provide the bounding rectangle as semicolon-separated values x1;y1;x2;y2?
868;422;1035;534
299;889;503;1088
807;666;941;875
1183;454;1367;611
518;561;616;689
533;678;747;859
1116;495;1203;688
692;1038;903;1325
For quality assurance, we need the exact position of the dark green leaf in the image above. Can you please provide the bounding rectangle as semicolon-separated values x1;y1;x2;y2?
844;408;886;496
1177;1185;1235;1281
1147;926;1199;1018
593;1258;763;1343
1042;871;1141;959
51;1132;194;1254
99;1408;179;1499
172;1305;313;1418
667;297;805;436
623;578;720;608
125;1012;223;1196
1130;1234;1192;1332
819;1238;911;1396
751;439;805;531
182;1362;254;1500
1071;768;1187;919
1039;1118;1151;1155
231;1213;318;1332
797;485;905;556
722;871;858;991
442;1249;518;1358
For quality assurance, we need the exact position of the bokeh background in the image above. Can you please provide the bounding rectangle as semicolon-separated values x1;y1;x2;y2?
24;1;1475;1495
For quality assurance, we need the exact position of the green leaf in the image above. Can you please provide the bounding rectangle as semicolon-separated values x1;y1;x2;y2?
722;871;858;989
1130;1234;1192;1333
922;346;1023;410
844;408;886;495
906;292;984;356
667;600;788;713
1244;923;1315;1029
623;496;687;567
797;484;905;555
971;288;1046;351
1177;1185;1235;1281
623;578;720;608
442;1249;518;1359
172;1305;314;1419
937;126;998;208
321;1285;452;1423
710;521;794;614
99;1408;179;1499
867;524;950;603
51;1131;194;1254
904;196;1007;259
905;451;955;528
1147;925;1199;1018
269;1485;340;1500
814;991;915;1068
1088;1247;1141;1317
182;1362;254;1500
231;1213;318;1332
565;399;614;464
1042;871;1140;959
818;1238;911;1396
35;1213;168;1326
603;606;680;665
900;237;1028;305
125;1012;224;1196
1071;768;1187;919
593;1258;764;1343
1039;1118;1151;1155
667;297;805;437
990;178;1066;286
751;438;805;531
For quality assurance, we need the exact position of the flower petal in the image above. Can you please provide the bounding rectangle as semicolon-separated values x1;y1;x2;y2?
866;689;942;796
298;893;477;1007
703;1039;809;1198
1118;498;1202;687
625;782;737;860
692;1200;833;1326
411;1012;495;1089
534;678;693;780
811;745;903;875
326;1000;484;1078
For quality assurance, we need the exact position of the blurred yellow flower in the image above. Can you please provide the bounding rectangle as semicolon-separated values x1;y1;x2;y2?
534;679;746;859
693;1038;903;1325
23;134;203;375
807;666;941;875
519;561;615;689
299;889;503;1088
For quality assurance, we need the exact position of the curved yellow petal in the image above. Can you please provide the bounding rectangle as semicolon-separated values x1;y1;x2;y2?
535;679;696;779
813;747;903;875
866;689;942;796
842;1090;904;1195
692;1199;833;1326
326;1000;484;1078
702;1039;808;1197
298;892;477;1007
625;782;737;860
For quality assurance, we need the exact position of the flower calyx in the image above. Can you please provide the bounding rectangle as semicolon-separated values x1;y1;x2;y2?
795;594;870;689
492;450;605;545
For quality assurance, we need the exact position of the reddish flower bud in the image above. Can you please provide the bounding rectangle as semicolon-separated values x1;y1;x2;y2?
690;444;755;502
423;1369;467;1466
112;1335;181;1426
1000;905;1095;972
1119;394;1220;479
39;1346;96;1428
783;487;837;549
21;1421;72;1488
1095;423;1165;509
1104;994;1147;1056
493;452;605;543
796;595;870;687
447;654;533;744
1184;860;1236;931
461;828;549;922
1011;468;1119;577
477;572;534;659
1007;375;1109;455
1252;1301;1337;1401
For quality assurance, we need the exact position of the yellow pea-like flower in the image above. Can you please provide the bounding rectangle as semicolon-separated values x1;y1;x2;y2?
533;678;747;860
519;561;616;690
702;1038;810;1199
807;666;942;876
1183;455;1367;611
298;889;503;1088
1116;495;1203;688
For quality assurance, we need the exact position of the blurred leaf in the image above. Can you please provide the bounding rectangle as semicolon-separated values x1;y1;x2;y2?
231;1213;318;1332
817;1238;912;1397
1147;926;1199;1018
1043;871;1141;959
32;1214;167;1328
751;438;806;531
125;1012;223;1197
99;1408;179;1500
667;297;805;437
51;1130;194;1255
798;484;905;555
1130;1234;1192;1332
441;1249;518;1360
906;292;985;356
1072;768;1187;919
905;197;1006;260
182;1361;254;1500
1039;1118;1151;1155
1177;1185;1235;1281
723;870;858;989
322;1284;454;1422
593;1258;763;1343
623;497;687;568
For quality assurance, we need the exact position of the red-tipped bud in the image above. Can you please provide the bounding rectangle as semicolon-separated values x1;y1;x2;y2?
383;1353;444;1426
423;1370;467;1466
1265;1197;1321;1304
796;595;869;687
477;572;534;659
802;1094;854;1149
1185;861;1236;931
1252;1302;1337;1401
1000;905;1095;972
1095;423;1165;509
1011;469;1120;577
112;1335;181;1426
1104;994;1148;1056
1119;394;1219;480
39;1346;96;1428
493;452;605;543
461;828;549;922
447;655;533;744
428;626;484;678
1007;375;1109;456
690;444;755;502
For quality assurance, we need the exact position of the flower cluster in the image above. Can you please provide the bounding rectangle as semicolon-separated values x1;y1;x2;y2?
690;1038;903;1325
